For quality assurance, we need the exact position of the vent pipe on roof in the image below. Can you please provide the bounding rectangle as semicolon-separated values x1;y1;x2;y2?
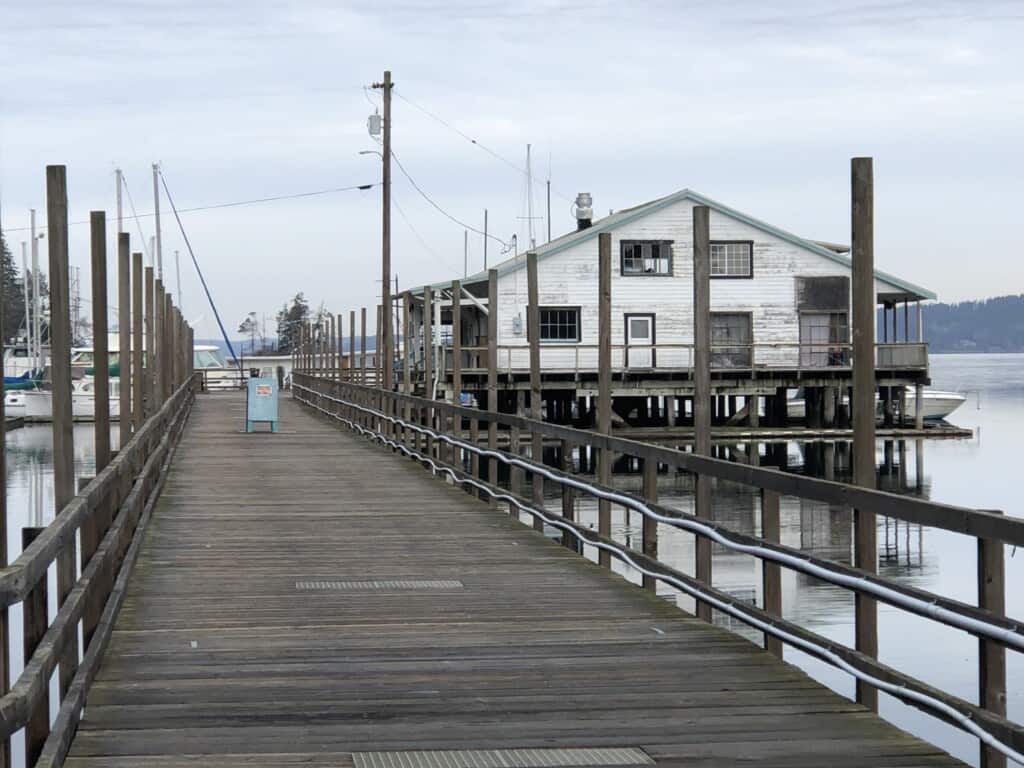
574;192;593;231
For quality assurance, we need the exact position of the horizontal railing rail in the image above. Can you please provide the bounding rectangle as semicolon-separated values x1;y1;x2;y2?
0;374;198;764
293;372;1022;765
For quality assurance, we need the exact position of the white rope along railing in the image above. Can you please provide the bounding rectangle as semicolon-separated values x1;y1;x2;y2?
293;382;1024;766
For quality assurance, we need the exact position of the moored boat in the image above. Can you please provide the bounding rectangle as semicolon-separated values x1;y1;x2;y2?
787;386;966;422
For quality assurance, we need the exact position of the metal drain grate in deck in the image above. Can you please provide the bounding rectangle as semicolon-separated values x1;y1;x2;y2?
353;748;654;768
295;579;464;591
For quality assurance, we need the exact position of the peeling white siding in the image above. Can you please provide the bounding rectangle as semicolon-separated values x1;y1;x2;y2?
493;198;900;371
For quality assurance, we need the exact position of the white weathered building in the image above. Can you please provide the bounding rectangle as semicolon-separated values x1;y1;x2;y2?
408;188;932;427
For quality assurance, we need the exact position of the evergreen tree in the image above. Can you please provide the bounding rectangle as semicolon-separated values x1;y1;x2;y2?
0;234;25;344
275;293;309;354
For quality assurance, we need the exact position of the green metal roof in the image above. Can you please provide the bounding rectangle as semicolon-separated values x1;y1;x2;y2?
413;188;936;301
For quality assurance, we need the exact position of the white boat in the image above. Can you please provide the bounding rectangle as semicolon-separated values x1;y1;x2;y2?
22;378;121;422
787;386;966;422
194;345;243;391
5;390;27;419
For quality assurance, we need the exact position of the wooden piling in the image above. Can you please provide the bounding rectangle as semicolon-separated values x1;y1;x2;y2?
144;267;154;414
597;232;612;568
978;512;1007;768
118;234;132;444
761;488;783;658
641;458;658;592
336;314;343;381
402;292;412;448
21;527;48;766
360;308;367;385
451;280;462;466
133;254;145;430
486;271;498;501
693;205;713;622
46;165;79;697
349;310;356;382
526;254;544;530
85;213;110;651
423;286;434;458
851;156;878;711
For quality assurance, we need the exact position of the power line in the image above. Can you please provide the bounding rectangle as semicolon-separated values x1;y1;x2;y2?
390;150;509;250
394;89;574;203
3;181;379;233
392;190;461;276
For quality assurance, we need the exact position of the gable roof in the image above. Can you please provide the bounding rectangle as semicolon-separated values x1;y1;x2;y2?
415;188;936;301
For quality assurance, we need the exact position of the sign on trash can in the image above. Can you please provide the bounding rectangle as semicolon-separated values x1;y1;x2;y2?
246;377;279;433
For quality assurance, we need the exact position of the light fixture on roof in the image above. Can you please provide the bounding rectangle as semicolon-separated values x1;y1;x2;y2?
574;192;593;231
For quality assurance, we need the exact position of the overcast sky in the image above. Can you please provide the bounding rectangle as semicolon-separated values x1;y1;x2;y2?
2;0;1022;342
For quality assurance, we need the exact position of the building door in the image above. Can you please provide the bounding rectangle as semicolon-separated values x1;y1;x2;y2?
625;314;655;368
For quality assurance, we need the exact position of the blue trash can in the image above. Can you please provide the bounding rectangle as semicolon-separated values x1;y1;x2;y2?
246;377;279;433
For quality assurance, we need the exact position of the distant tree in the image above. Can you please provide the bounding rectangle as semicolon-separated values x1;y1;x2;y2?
914;295;1024;353
275;293;309;354
0;234;25;344
238;312;260;354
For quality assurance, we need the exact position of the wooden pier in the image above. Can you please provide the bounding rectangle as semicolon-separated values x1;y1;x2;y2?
63;393;961;766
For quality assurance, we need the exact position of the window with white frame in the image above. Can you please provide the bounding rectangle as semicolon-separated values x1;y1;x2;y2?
620;240;672;276
538;307;581;342
710;241;753;278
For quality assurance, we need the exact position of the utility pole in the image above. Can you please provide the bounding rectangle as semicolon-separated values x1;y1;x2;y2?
115;168;123;234
152;163;163;280
372;70;393;390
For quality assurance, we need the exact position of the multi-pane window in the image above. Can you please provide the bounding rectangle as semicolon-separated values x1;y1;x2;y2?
620;240;672;276
711;313;752;367
710;241;753;278
539;307;581;342
799;312;850;367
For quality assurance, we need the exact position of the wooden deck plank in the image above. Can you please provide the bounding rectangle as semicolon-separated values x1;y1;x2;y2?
65;392;963;766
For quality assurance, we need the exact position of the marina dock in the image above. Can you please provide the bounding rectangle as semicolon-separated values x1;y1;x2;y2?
62;392;961;766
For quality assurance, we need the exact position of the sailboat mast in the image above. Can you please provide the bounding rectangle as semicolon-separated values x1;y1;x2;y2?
21;243;31;366
526;144;535;249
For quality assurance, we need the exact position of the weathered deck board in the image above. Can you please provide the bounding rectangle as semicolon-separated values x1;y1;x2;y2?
65;393;962;766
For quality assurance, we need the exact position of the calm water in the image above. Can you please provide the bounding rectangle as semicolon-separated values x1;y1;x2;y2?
4;354;1022;765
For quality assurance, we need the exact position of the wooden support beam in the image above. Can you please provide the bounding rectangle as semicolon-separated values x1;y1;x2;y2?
134;262;146;430
979;512;1007;768
693;204;713;622
21;527;47;767
526;253;544;531
486;271;498;504
46;165;79;699
642;457;658;592
597;232;612;568
761;486;783;658
118;234;131;446
349;310;356;383
852;156;879;712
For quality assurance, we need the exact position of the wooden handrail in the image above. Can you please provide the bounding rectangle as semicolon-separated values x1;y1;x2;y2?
0;375;197;744
302;375;1022;546
294;372;1023;761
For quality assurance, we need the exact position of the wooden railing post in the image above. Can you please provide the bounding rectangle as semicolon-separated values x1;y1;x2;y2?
526;253;544;531
852;156;879;711
46;165;80;698
560;440;575;550
978;512;1007;768
360;307;367;387
642;457;659;592
761;488;783;657
402;292;412;450
423;287;434;458
118;234;132;445
144;267;154;414
133;253;145;429
21;527;48;766
692;205;713;621
451;280;462;468
486;271;498;506
597;232;612;568
336;313;343;382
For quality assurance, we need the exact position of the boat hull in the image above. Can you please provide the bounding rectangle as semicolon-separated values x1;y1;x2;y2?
21;390;121;422
787;388;966;422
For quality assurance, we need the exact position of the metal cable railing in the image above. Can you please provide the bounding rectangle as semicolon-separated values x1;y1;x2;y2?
294;380;1024;766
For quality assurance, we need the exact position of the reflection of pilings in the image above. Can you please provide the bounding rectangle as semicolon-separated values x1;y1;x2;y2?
915;438;925;492
881;514;924;568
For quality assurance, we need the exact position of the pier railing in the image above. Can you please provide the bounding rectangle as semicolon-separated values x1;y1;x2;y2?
0;374;198;766
294;372;1023;767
